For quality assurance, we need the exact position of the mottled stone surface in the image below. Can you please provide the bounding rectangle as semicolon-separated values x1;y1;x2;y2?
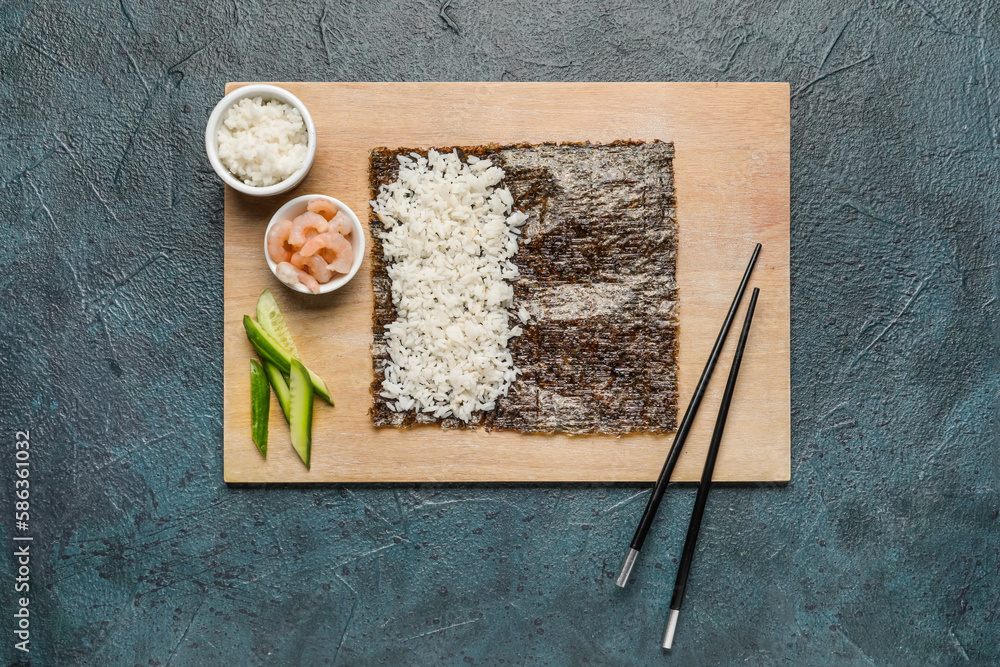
1;1;998;664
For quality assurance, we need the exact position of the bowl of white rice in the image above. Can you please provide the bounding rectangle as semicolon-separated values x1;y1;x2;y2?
205;84;317;197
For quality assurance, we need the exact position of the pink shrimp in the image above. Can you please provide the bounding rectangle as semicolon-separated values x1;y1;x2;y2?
291;252;334;284
300;231;354;274
266;219;294;264
275;261;320;294
307;197;338;221
288;211;329;247
327;211;354;236
306;197;353;235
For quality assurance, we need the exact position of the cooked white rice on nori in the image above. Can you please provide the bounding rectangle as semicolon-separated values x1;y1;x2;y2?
370;149;529;423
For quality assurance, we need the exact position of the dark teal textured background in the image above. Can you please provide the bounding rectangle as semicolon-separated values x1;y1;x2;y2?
1;1;998;665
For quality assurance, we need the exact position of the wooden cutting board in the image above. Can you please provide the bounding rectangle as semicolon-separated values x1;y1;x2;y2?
223;82;790;483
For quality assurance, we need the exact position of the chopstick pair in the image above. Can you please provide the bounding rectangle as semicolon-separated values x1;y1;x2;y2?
613;244;762;647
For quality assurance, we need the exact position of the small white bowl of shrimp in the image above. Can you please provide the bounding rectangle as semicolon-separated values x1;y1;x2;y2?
264;195;365;294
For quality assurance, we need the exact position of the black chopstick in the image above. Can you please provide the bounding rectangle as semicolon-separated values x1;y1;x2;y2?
616;243;761;587
662;287;759;649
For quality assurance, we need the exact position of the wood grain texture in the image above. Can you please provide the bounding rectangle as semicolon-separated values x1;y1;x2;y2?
223;82;789;483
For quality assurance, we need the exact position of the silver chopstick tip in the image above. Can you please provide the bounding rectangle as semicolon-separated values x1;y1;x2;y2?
662;609;680;649
615;548;639;588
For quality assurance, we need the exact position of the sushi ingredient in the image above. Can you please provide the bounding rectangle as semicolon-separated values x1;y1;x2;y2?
368;141;678;433
267;219;294;263
288;211;330;246
255;289;301;359
288;359;314;469
243;315;333;405
269;197;356;292
370;149;528;423
249;359;269;457
216;96;307;187
262;360;292;423
300;232;353;273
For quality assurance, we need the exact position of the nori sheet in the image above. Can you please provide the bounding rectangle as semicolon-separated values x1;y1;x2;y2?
368;141;678;434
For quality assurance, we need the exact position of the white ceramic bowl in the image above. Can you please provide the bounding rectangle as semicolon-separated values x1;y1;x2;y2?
205;84;317;197
264;195;365;295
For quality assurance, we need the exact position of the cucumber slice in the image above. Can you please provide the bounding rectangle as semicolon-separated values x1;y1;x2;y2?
288;358;313;469
243;315;333;405
249;359;269;458
256;289;301;360
262;359;291;423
